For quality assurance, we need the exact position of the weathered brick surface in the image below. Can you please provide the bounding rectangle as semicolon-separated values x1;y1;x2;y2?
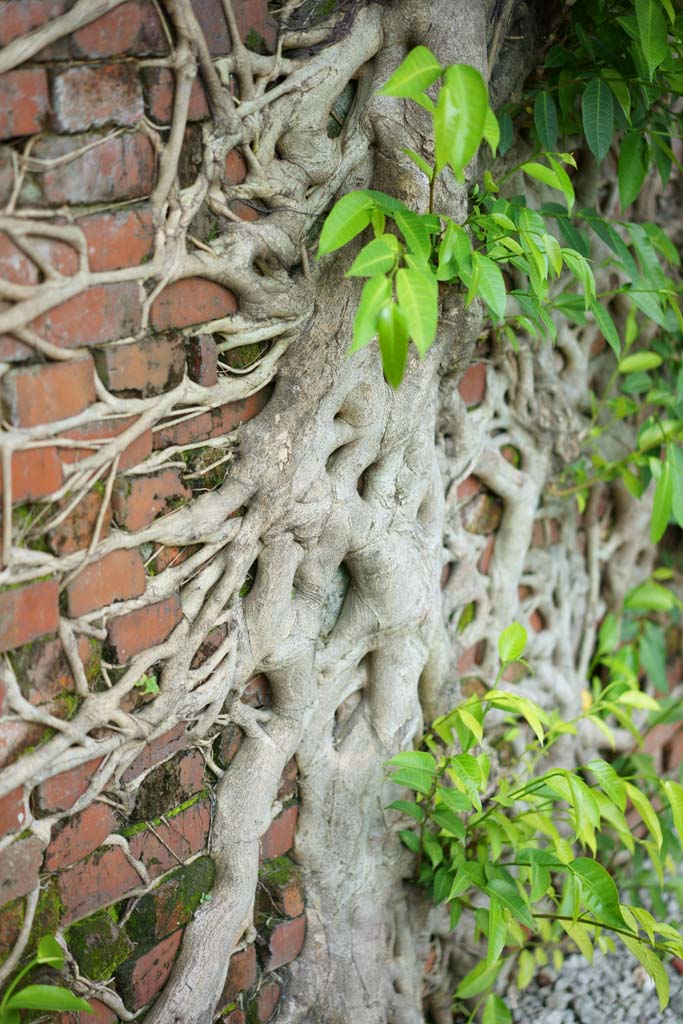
47;490;113;556
1;355;95;426
0;836;44;907
11;633;95;706
187;334;218;386
260;804;298;861
263;914;306;970
122;722;188;783
52;63;144;132
153;389;271;449
65;547;147;617
0;787;26;838
458;362;486;405
58;845;142;923
30;282;141;348
0;446;63;503
150;278;237;330
60;416;153;472
116;927;183;1010
0;578;59;653
251;979;281;1022
129;797;211;879
133;749;204;819
107;595;183;662
126;856;214;942
44;802;119;870
32;132;155;205
219;943;257;1009
57;998;118;1024
112;468;191;531
78;204;154;272
143;67;209;123
35;756;104;814
0;720;45;771
0;67;49;139
0;1;167;57
95;333;186;396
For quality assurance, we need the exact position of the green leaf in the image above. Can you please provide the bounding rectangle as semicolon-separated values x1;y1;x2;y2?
570;858;626;930
585;759;626;812
498;111;513;156
434;64;488;179
0;1010;20;1024
624;579;675;612
581;78;614;163
486;897;508;965
430;808;466;840
346;235;399;278
390;766;434;795
387;750;438;774
618;133;647;210
401;146;434;181
516;949;536;989
471;252;507;322
377;303;409;389
498;622;527;663
635;0;669;79
620;934;669;1009
663;780;683;848
399;828;421;853
616;690;660;711
589;299;620;357
483;994;512;1024
455;959;502;999
349;275;391;353
387;799;425;823
521;160;575;213
639;621;668;693
395;210;431;260
5;986;93;1012
651;456;672;543
624;782;663;848
318;191;374;256
436;785;471;813
534;92;558;150
378;45;442;99
618;351;663;373
396;268;438;356
672;447;683;528
483;107;500;156
36;935;64;968
485;878;535;930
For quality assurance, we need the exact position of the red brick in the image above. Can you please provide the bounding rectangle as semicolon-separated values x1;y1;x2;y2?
0;787;26;838
260;860;304;918
33;132;155;205
242;674;270;708
116;928;183;1011
0;68;49;139
58;844;141;923
107;594;183;663
35;756;104;814
78;205;154;273
0;446;63;503
459;362;486;405
0;1;68;47
2;356;95;427
217;723;243;767
221;944;257;1005
122;722;187;783
456;475;482;500
0;232;78;283
57;998;118;1024
478;535;495;574
260;804;298;861
0;579;59;654
187;334;218;387
112;468;191;532
191;623;228;668
70;2;167;58
153;388;271;449
95;333;185;396
66;548;146;617
11;633;93;706
190;0;277;55
225;149;248;185
0;337;32;361
252;979;281;1022
264;914;305;970
151;545;195;574
60;416;152;473
129;798;211;879
457;641;485;675
150;278;237;331
30;282;141;348
461;491;502;535
222;1012;246;1024
45;802;119;871
0;836;44;907
52;64;143;133
47;490;113;556
277;758;298;801
143;67;209;123
0;720;45;770
0;900;23;956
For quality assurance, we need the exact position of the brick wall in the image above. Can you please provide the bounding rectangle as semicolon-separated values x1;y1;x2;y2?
0;3;305;1021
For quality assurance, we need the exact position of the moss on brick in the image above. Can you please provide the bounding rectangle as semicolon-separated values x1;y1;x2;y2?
66;908;134;980
125;855;215;945
259;855;297;889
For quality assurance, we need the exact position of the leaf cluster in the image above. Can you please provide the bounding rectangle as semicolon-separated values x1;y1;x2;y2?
0;935;93;1022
